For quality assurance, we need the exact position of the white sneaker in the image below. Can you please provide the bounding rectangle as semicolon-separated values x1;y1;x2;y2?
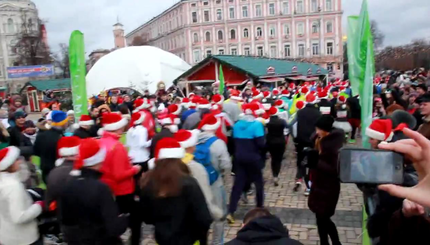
274;177;279;186
304;188;310;196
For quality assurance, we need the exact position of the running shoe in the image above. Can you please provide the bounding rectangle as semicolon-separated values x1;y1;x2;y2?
226;214;235;224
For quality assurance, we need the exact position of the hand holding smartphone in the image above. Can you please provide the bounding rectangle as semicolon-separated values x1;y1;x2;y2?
339;147;404;185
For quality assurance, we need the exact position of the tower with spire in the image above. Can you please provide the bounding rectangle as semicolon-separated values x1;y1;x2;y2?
113;17;125;49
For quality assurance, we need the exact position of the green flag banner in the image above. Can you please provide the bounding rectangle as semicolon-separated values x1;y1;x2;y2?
218;64;225;95
69;30;88;119
347;0;375;149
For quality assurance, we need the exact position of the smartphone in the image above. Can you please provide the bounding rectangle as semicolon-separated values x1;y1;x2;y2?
339;148;404;184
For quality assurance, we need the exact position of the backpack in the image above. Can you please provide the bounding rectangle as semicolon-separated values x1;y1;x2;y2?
194;136;219;185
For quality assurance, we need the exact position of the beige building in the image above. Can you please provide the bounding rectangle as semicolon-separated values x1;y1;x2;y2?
126;0;344;77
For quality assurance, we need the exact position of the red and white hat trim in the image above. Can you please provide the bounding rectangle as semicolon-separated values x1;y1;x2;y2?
59;146;79;157
176;130;200;149
132;112;145;125
103;118;128;131
78;116;94;126
0;146;20;171
83;147;106;167
197;99;212;109
365;128;393;142
159;117;173;125
158;147;185;160
201;118;220;131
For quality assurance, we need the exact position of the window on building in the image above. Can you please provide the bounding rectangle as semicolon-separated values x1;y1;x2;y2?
284;44;291;57
229;0;234;3
327;42;334;55
327;63;333;72
283;24;290;35
326;0;332;11
326;21;333;33
257;46;264;56
231;48;237;55
203;1;209;6
256;27;263;37
193;33;199;43
255;5;262;17
218;30;224;40
244;47;251;56
243;28;249;37
216;0;221;4
191;3;196;7
229;7;235;19
230;29;236;39
192;12;197;23
311;0;318;12
242;6;249;17
312;43;319;55
297;23;304;35
270;46;277;57
218;48;225;55
269;3;275;15
7;18;14;33
296;0;304;13
298;44;305;56
205;31;211;41
217;9;223;20
204;10;210;22
193;50;201;63
312;22;319;33
269;26;276;37
206;49;212;56
282;1;290;14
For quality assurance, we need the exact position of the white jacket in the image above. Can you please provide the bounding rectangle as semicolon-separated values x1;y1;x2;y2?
126;125;152;163
0;172;42;245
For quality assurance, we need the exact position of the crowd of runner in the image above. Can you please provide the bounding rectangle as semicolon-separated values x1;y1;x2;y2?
0;68;430;245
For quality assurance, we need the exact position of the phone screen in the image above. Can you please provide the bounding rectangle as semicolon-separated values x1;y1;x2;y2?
350;151;395;183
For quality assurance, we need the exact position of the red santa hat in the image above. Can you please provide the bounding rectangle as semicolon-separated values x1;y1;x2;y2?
230;89;242;101
197;98;212;109
133;99;144;111
212;94;224;105
274;99;285;108
272;89;280;98
338;95;347;104
262;91;271;99
242;103;259;116
174;129;200;149
168;104;182;115
296;100;306;110
365;119;394;142
58;136;81;157
181;98;190;108
318;89;329;99
305;92;318;104
131;112;145;126
159;114;180;125
102;113;129;131
0;146;20;171
252;88;263;99
154;138;185;160
300;86;310;95
189;96;200;109
78;115;94;127
288;83;296;90
280;90;290;97
268;106;279;116
198;114;220;131
70;138;106;176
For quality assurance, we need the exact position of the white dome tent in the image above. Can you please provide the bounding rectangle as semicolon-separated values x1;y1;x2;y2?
86;46;191;97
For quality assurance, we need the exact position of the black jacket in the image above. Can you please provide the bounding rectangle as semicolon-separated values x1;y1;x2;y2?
318;99;336;118
140;176;212;245
225;215;303;245
150;128;173;158
347;96;361;119
34;127;63;178
60;168;127;245
296;104;321;144
73;127;93;139
45;160;73;208
266;116;287;145
109;103;120;112
7;126;33;159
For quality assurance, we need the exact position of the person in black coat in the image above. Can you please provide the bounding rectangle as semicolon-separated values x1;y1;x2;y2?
7;110;27;147
34;111;67;183
346;95;361;142
308;115;344;245
225;208;302;245
266;107;287;186
140;138;212;245
295;102;321;192
109;95;121;112
60;138;127;245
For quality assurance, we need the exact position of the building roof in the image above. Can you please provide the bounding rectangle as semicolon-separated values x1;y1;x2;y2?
24;78;71;91
175;55;328;83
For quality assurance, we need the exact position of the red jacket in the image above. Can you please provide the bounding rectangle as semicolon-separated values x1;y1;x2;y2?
140;109;156;139
100;132;137;196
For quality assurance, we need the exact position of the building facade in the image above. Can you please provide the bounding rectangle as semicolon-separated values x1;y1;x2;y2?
0;0;39;92
126;0;343;77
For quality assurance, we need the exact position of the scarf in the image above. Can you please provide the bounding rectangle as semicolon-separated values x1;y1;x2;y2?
23;133;37;144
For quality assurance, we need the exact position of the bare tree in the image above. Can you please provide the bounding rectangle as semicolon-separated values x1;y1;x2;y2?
131;36;148;46
52;43;70;78
12;16;51;66
371;20;385;51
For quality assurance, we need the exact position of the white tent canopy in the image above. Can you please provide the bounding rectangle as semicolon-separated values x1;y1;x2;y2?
86;46;191;97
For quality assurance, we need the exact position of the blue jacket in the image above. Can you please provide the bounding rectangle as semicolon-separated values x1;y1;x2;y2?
233;116;265;167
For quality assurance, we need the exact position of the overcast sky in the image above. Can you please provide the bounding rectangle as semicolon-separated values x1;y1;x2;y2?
33;0;430;55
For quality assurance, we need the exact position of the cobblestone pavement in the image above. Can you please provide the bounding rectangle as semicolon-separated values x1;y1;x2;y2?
136;140;364;244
